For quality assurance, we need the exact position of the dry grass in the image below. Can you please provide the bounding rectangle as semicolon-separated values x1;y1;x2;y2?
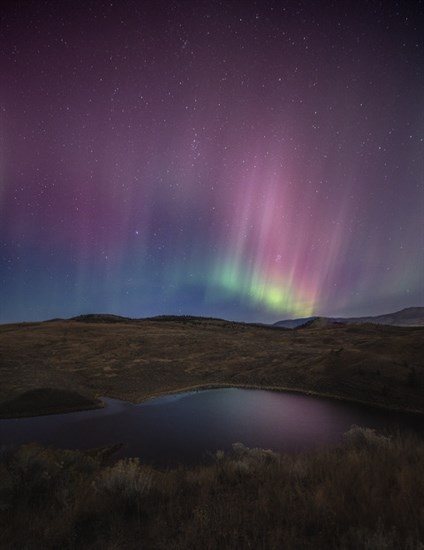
0;316;423;416
1;428;423;549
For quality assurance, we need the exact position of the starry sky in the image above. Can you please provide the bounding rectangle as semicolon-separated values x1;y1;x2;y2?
0;0;423;324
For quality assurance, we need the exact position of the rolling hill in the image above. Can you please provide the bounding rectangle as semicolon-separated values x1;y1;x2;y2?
273;307;424;329
0;314;423;416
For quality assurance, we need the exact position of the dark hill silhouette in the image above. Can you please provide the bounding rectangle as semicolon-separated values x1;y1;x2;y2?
70;314;133;323
299;317;346;329
274;307;424;329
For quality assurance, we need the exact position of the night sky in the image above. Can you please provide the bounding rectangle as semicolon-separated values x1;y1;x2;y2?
1;0;423;324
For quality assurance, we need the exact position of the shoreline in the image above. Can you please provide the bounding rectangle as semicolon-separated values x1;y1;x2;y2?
1;382;423;419
128;382;424;416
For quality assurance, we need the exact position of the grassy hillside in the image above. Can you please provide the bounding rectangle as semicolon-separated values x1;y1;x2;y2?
0;316;423;416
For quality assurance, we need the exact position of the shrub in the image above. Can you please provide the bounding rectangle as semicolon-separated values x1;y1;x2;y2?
94;458;152;502
343;425;391;450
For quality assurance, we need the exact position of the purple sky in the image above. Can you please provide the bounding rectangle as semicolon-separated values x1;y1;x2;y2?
1;0;423;323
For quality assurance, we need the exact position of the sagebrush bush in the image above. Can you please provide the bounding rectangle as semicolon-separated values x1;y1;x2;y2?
343;425;391;449
94;458;152;501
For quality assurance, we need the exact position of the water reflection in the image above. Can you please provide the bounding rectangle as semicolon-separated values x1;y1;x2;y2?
0;388;422;466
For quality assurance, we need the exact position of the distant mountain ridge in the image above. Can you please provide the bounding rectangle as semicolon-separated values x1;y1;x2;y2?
67;307;424;328
273;307;424;329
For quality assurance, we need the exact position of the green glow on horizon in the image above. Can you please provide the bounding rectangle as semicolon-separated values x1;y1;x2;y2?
212;261;315;317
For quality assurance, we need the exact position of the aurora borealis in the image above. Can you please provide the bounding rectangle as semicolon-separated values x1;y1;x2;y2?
0;1;423;323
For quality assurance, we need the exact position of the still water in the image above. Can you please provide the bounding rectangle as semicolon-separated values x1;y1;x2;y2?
0;388;422;466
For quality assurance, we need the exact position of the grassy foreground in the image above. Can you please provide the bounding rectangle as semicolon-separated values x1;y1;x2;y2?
0;316;423;416
1;427;423;549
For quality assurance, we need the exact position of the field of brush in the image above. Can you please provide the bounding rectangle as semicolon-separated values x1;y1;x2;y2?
1;428;423;549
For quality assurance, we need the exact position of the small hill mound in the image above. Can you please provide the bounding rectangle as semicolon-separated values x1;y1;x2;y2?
70;314;132;323
298;317;344;329
0;388;102;418
273;316;318;329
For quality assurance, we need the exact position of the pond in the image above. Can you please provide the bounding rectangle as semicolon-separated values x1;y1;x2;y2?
0;388;422;466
